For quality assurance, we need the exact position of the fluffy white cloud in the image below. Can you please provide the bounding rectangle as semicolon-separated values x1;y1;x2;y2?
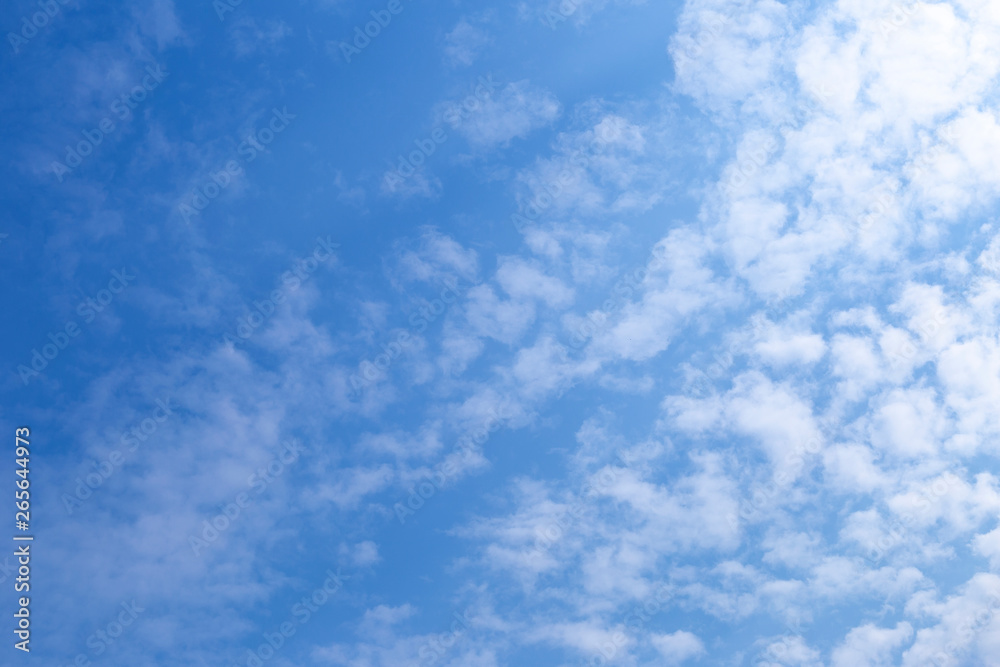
443;18;492;67
449;81;560;149
831;622;913;667
651;630;706;664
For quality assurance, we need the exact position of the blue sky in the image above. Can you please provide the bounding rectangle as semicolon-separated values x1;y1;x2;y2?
4;0;1000;665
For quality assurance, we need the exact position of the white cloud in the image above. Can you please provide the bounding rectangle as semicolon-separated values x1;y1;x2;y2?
868;387;950;460
393;229;479;285
822;443;886;494
444;18;492;67
831;622;913;667
651;630;707;664
901;573;1000;666
495;257;574;308
229;17;292;58
750;314;827;368
380;168;443;200
450;81;560;149
757;635;823;667
722;372;823;477
464;284;537;344
42;0;1000;664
